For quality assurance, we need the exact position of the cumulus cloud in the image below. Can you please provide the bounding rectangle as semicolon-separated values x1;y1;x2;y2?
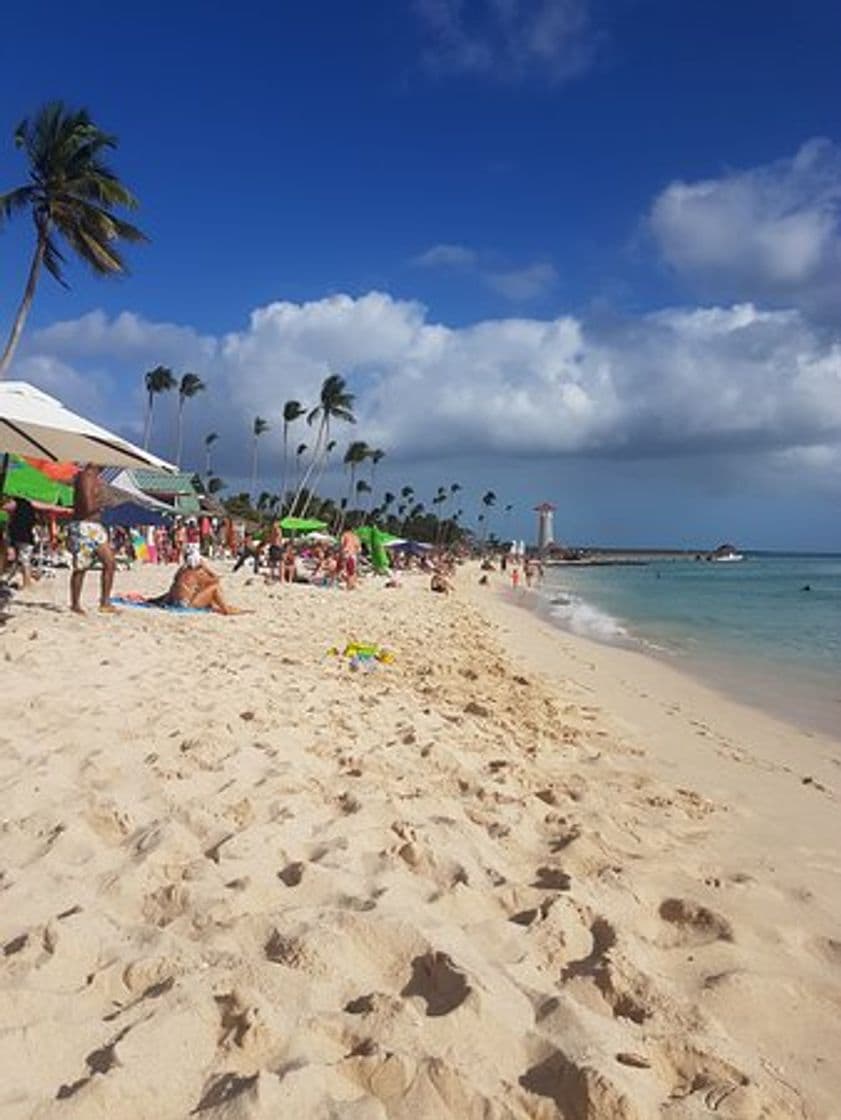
415;0;597;82
650;139;841;317
12;293;841;492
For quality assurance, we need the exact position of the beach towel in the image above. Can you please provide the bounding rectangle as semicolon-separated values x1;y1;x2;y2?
111;594;207;614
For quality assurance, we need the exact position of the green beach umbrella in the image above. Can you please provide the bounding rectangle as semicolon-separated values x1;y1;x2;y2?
1;455;73;507
279;515;328;534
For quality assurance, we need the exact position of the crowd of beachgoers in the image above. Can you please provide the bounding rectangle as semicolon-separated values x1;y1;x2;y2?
0;464;473;615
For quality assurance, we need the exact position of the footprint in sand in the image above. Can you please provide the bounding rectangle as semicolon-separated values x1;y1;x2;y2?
658;898;733;947
401;951;471;1016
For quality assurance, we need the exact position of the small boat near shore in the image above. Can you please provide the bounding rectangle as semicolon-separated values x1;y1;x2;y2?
710;543;744;562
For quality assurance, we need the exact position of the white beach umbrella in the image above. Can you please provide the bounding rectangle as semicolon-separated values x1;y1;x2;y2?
0;381;175;471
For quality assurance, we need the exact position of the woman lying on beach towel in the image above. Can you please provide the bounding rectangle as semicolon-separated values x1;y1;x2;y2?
151;552;247;615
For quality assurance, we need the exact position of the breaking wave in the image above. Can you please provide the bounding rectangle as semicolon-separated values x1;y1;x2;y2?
547;593;630;643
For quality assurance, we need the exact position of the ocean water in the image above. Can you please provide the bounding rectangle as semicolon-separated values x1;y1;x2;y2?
537;553;841;735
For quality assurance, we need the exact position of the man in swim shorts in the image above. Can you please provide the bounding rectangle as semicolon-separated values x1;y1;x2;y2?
340;528;360;590
69;463;117;615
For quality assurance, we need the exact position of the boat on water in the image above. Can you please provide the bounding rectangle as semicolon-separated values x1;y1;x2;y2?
710;543;744;563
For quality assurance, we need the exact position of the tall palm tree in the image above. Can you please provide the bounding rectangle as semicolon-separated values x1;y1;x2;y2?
480;490;497;543
300;438;338;519
204;432;219;477
251;416;269;497
355;479;372;513
143;365;176;450
175;372;205;468
0;102;147;377
290;373;355;516
339;440;370;531
280;399;305;512
294;442;307;490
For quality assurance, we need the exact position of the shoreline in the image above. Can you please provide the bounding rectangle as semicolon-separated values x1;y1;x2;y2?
519;570;841;741
0;563;839;1117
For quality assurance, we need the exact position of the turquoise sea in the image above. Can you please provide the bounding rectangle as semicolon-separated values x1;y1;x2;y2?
539;553;841;736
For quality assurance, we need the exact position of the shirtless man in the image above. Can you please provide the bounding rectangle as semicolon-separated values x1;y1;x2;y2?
340;528;361;590
68;464;117;614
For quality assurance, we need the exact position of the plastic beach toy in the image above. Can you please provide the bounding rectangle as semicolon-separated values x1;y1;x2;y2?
326;641;395;667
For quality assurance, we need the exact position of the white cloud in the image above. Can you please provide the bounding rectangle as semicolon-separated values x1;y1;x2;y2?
650;139;841;316
413;243;478;268
483;261;557;300
413;243;557;301
13;293;841;492
415;0;597;83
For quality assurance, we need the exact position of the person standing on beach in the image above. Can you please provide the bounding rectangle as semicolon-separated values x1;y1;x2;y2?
3;496;37;590
68;463;117;614
340;527;360;590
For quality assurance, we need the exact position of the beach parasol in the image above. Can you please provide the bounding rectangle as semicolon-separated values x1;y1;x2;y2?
2;456;74;507
280;516;328;534
0;382;175;471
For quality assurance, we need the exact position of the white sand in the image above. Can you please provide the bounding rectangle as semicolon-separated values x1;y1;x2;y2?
0;561;839;1118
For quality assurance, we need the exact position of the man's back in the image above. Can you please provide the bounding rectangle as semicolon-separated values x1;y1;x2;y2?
72;465;102;521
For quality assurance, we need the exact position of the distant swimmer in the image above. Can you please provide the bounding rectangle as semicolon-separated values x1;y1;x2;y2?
801;584;812;592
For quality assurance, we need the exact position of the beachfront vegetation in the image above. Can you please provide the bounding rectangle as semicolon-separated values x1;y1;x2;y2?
250;417;270;496
280;400;305;509
176;373;205;467
204;432;219;477
289;374;355;517
0;102;146;377
143;366;176;450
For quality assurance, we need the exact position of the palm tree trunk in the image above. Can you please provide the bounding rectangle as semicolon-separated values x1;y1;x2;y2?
280;424;289;513
175;399;185;468
337;465;356;535
143;390;154;450
289;419;325;518
205;446;212;476
250;437;258;498
0;228;47;379
299;423;332;519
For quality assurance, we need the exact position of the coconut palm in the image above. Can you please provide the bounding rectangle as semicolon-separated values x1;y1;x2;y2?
339;440;370;531
0;102;147;377
143;365;176;450
204;432;219;476
480;490;497;543
294;442;307;489
250;416;269;497
174;372;205;467
289;373;355;516
280;399;305;512
368;448;384;491
300;438;338;519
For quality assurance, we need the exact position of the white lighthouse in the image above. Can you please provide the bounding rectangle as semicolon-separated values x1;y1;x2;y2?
535;503;555;551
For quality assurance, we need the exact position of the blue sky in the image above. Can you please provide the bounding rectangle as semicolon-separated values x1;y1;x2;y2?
2;0;841;549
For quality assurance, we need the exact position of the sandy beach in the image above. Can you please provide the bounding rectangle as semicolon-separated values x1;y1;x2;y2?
1;562;839;1119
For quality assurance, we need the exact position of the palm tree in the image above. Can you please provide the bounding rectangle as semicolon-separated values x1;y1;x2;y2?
204;432;219;477
339;440;370;531
174;372;205;468
289;373;355;516
143;365;176;450
0;102;147;377
294;442;307;490
480;490;497;543
207;476;225;495
300;438;338;519
355;479;372;519
280;399;305;512
251;416;269;497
